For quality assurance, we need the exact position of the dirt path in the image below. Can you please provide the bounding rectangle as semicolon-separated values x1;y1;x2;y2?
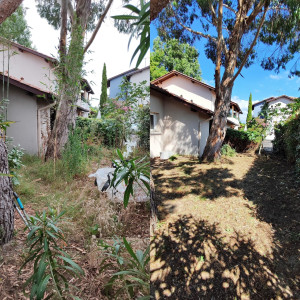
151;154;299;299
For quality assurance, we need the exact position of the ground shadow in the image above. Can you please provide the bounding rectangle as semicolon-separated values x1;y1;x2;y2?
151;215;293;299
241;154;300;296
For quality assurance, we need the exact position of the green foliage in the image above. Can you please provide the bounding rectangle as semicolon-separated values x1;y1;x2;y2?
20;208;84;300
7;145;24;185
0;6;33;48
111;149;150;208
150;36;202;80
62;129;87;178
224;128;259;153
245;118;268;143
76;117;124;148
136;105;150;150
156;0;299;75
99;237;150;299
221;144;236;157
273;102;300;173
246;93;253;124
112;0;150;67
100;63;108;111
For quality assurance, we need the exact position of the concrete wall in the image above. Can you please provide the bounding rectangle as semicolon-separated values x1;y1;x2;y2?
157;76;215;111
0;43;56;93
3;83;52;155
253;97;294;140
109;67;150;103
150;90;210;158
4;83;38;154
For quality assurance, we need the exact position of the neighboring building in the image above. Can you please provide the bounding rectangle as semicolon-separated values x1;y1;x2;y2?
107;66;150;104
252;95;296;141
0;40;94;156
150;70;242;158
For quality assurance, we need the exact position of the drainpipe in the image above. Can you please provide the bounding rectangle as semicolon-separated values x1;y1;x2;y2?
37;102;56;157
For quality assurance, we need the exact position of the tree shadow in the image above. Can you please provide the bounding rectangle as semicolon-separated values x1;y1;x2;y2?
151;215;295;299
241;155;300;296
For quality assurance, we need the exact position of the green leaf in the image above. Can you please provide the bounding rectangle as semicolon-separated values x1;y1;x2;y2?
36;274;51;300
57;255;84;275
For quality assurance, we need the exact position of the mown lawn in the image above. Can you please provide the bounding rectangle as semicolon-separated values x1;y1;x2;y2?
0;146;150;299
151;153;299;299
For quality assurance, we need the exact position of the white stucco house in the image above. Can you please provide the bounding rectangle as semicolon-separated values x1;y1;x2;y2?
252;95;296;141
107;66;150;105
0;40;94;156
150;70;242;158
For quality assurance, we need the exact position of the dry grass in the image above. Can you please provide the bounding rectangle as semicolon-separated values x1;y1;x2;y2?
0;147;150;299
151;153;300;299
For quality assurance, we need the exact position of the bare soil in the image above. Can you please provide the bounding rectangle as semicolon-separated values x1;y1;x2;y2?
151;153;299;299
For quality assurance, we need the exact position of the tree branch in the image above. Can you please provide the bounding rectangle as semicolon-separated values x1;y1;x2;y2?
246;0;268;27
177;18;217;45
223;4;237;15
83;0;114;54
230;6;268;85
0;0;23;24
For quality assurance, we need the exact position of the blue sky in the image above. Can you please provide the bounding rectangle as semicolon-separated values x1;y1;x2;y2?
150;25;299;123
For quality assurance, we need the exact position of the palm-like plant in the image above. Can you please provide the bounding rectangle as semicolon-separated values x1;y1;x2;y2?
112;0;150;67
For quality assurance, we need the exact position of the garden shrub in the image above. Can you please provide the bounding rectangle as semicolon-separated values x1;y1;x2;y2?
221;144;236;157
62;128;88;177
224;128;258;152
136;105;150;150
273;114;300;173
76;117;124;148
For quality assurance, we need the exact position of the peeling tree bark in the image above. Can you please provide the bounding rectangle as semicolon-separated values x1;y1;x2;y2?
0;0;23;24
150;0;170;21
0;133;14;245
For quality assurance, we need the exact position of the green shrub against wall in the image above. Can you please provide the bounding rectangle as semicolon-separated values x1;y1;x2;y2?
76;117;124;148
224;128;259;152
273;114;300;173
136;105;150;150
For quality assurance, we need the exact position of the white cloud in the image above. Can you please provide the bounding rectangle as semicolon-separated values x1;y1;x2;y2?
202;78;215;86
269;74;282;80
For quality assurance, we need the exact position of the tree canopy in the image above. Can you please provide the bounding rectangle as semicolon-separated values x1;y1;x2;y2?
155;0;299;76
0;5;33;48
153;0;299;161
150;36;202;80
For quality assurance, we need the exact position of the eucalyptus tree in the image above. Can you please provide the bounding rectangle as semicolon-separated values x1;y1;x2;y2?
35;0;133;160
155;0;300;161
0;0;24;245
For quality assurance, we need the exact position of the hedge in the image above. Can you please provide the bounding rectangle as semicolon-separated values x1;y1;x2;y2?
224;128;258;152
273;114;300;173
76;117;124;148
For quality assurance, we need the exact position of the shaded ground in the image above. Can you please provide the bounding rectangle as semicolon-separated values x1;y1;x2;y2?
151;154;299;299
0;149;150;299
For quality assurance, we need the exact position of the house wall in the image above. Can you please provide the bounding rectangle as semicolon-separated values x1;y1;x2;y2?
109;67;150;102
4;83;39;154
253;97;294;140
156;76;215;111
0;43;56;93
150;90;210;158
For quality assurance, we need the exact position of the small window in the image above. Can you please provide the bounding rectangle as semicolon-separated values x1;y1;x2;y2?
150;113;158;131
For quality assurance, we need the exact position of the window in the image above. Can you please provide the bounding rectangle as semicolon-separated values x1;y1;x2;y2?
150;113;158;131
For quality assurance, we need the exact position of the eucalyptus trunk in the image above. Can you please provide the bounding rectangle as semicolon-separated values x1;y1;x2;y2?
201;86;233;161
0;133;14;245
45;4;87;160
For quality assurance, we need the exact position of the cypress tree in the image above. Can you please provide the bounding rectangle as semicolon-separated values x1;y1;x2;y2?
246;93;253;123
100;63;107;111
